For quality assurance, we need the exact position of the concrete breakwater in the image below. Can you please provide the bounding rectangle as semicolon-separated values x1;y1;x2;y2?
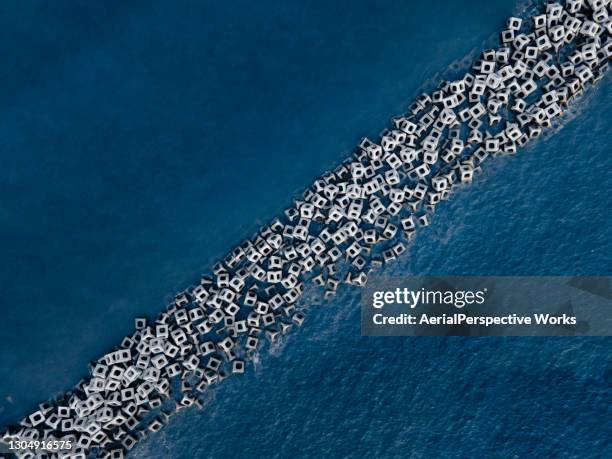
2;1;610;457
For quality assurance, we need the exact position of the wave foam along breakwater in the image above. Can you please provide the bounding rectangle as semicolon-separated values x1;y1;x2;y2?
2;1;610;458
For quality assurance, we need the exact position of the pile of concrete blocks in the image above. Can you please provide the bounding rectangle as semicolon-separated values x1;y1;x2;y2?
2;1;609;457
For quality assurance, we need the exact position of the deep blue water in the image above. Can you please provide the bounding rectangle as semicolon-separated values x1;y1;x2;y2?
0;1;610;458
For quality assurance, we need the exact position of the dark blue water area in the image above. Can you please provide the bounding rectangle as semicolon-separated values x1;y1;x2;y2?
0;0;609;457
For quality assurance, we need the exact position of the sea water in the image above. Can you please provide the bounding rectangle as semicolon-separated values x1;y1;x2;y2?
0;0;610;457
